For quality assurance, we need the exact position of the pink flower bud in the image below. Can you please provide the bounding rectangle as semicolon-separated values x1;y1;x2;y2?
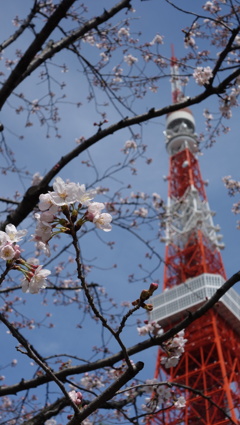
68;390;83;406
149;282;158;295
149;282;158;291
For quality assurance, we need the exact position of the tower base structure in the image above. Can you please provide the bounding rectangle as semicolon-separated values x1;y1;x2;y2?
153;313;240;425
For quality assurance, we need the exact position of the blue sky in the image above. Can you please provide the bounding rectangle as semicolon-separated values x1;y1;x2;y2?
0;1;240;422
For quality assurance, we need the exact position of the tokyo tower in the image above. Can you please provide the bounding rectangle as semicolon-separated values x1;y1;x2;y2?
149;52;240;424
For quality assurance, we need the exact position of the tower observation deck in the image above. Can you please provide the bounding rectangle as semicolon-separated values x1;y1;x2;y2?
149;55;240;425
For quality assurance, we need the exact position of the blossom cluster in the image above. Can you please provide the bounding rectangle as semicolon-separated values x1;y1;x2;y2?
123;139;137;154
218;78;240;119
0;223;51;294
193;66;213;86
19;259;51;294
80;372;104;390
203;1;221;13
68;390;83;406
137;319;163;337
0;177;112;293
142;379;186;412
32;177;112;256
124;54;138;66
223;176;240;227
137;319;187;368
161;330;187;368
0;224;26;261
222;175;240;196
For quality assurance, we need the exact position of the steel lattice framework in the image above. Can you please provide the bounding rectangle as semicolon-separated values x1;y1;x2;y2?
148;56;240;424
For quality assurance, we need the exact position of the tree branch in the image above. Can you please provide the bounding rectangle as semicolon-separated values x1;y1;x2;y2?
0;0;76;109
3;70;240;231
0;0;131;110
1;270;239;397
67;361;144;425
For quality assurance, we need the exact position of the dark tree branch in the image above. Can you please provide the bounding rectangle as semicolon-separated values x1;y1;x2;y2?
0;1;38;53
0;312;80;415
21;397;69;425
0;0;76;109
1;270;239;397
2;66;240;231
67;361;144;425
0;0;131;110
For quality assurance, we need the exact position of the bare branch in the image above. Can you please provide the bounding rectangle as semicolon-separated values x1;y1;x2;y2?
1;270;239;397
2;70;240;232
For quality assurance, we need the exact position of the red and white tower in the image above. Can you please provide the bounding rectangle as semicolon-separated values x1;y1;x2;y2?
149;54;240;424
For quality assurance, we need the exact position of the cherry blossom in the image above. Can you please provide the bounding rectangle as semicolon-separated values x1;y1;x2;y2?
203;1;221;13
150;34;164;45
137;320;163;337
0;231;10;249
76;184;96;206
174;396;186;408
134;207;148;217
38;193;59;213
161;354;180;368
45;420;57;425
68;390;83;406
86;202;112;232
142;381;172;411
161;330;187;368
123;139;137;154
193;66;213;86
49;177;78;206
0;243;20;261
21;265;51;294
118;27;130;37
31;172;43;186
81;372;104;390
4;224;27;243
124;54;138;66
100;52;109;62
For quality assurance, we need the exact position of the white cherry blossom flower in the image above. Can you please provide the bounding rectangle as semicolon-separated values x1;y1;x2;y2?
38;193;59;213
150;34;164;45
76;184;96;206
118;27;130;37
31;172;43;186
174;396;186;408
93;213;112;232
161;355;180;368
0;231;9;248
68;390;83;405
35;240;51;257
124;54;138;66
49;177;78;206
33;218;52;243
81;372;104;390
100;52;109;62
134;207;148;217
125;140;137;149
5;224;27;243
0;243;16;261
22;266;51;294
203;1;221;13
45;420;57;425
86;202;112;232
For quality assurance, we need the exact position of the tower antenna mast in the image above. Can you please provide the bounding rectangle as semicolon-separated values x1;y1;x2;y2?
170;44;183;104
